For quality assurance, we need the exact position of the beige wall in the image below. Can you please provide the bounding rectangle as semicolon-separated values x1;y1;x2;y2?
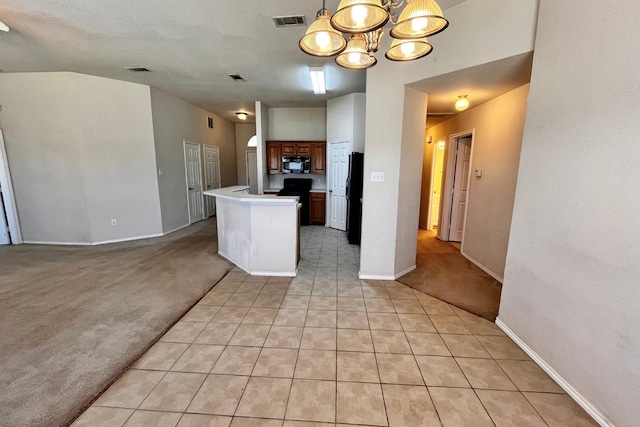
421;84;530;279
235;123;256;186
0;72;162;244
150;88;237;233
327;93;366;153
500;1;640;426
359;0;538;279
268;108;326;141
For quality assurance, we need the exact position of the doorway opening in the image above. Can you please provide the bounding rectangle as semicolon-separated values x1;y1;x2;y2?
427;140;446;231
246;150;258;195
439;131;474;246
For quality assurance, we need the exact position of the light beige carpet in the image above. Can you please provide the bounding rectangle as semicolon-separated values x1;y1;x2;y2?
0;219;232;427
397;229;502;321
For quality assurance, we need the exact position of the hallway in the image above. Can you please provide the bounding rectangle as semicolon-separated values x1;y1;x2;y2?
397;230;502;320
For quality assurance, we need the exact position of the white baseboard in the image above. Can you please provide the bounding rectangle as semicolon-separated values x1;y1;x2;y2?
163;223;190;235
93;233;164;245
23;240;93;246
359;265;416;281
394;265;416;279
251;271;297;277
495;318;612;427
359;273;396;280
217;250;297;277
460;250;503;282
23;233;164;246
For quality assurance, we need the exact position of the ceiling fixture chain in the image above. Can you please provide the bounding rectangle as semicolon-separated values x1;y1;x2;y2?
299;0;448;70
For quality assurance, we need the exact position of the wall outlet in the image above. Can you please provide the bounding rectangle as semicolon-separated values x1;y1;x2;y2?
111;219;117;226
371;171;385;183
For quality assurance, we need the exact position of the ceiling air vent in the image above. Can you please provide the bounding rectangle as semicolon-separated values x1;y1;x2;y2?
126;67;151;72
229;73;246;82
273;15;306;27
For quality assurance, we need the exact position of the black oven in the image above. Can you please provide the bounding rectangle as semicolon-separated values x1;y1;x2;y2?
282;156;311;174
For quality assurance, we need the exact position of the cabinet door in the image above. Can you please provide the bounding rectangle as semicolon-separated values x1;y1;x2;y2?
297;144;312;156
267;143;281;174
281;144;296;155
311;143;326;174
310;192;326;225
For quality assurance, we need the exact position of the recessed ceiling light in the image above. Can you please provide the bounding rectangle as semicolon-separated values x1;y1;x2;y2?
309;66;326;95
125;67;151;72
236;112;248;121
0;21;9;32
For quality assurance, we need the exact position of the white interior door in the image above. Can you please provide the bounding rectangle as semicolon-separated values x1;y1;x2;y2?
448;137;472;242
203;145;221;217
184;142;204;224
0;189;9;244
246;151;258;194
329;141;350;231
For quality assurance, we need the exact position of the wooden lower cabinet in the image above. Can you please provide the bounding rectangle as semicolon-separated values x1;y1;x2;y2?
310;192;326;225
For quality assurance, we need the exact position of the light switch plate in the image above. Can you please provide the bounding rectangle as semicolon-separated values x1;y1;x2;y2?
371;171;385;182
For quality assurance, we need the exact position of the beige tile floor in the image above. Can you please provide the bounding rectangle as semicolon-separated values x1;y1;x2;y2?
73;227;598;427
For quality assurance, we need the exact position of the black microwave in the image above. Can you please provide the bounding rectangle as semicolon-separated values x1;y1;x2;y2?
282;156;311;174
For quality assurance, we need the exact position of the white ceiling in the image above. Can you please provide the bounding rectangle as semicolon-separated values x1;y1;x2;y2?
410;52;534;127
0;0;468;123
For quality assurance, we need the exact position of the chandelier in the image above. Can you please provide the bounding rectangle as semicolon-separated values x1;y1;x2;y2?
299;0;448;70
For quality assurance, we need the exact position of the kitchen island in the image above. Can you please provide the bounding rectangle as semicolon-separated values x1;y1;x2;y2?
203;186;300;276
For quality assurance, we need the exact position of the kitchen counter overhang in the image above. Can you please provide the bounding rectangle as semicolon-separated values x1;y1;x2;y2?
203;186;300;276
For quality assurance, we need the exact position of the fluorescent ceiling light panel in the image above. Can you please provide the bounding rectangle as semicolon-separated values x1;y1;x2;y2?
309;67;326;95
0;21;10;32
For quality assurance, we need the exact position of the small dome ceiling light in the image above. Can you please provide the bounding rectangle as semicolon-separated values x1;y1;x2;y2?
455;95;470;111
236;112;248;120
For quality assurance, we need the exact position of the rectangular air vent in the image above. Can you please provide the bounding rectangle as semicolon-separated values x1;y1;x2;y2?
208;117;214;129
273;15;306;27
229;73;246;82
126;67;151;72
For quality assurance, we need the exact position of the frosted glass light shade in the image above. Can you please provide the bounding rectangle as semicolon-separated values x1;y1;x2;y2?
331;0;388;33
385;37;432;61
455;95;469;111
299;10;347;57
336;34;377;69
390;0;448;39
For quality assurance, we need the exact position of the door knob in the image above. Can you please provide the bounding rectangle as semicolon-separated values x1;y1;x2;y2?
189;187;194;190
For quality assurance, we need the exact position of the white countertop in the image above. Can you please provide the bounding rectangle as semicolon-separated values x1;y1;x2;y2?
204;186;299;204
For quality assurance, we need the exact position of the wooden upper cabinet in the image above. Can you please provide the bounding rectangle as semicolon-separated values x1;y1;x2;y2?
311;143;326;174
281;144;297;155
296;144;312;156
267;142;281;174
266;141;326;174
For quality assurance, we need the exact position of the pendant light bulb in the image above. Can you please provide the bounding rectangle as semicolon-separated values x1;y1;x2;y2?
315;31;331;49
351;5;369;25
455;95;470;111
299;8;347;57
400;42;416;55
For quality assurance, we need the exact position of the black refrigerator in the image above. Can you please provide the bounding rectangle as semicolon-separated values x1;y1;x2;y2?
346;152;364;245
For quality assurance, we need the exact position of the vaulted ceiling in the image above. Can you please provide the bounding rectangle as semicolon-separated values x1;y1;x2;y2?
0;0;468;123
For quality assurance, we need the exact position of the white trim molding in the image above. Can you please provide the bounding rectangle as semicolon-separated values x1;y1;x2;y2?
23;233;164;246
495;318;613;427
163;223;190;236
394;265;417;279
358;273;396;281
460;250;503;283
